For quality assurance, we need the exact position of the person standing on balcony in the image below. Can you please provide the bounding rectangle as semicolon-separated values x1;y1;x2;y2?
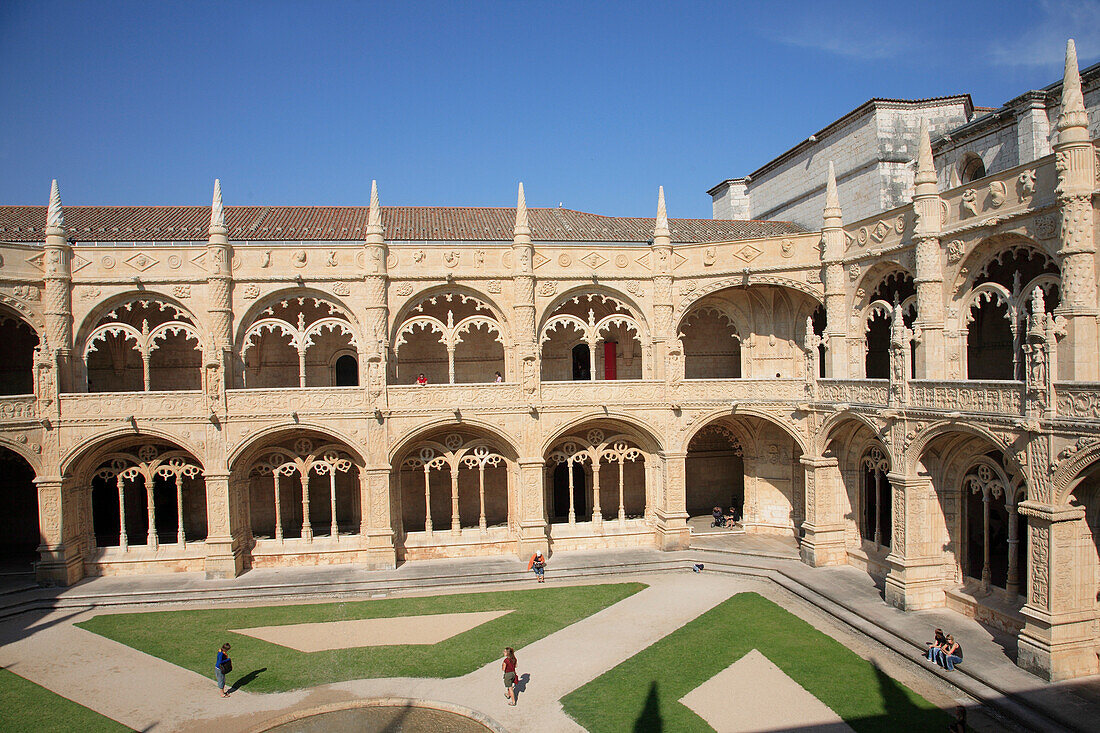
416;373;428;386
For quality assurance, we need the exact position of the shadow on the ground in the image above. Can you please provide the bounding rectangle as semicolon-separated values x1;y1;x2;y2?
632;680;662;732
515;672;530;694
229;667;267;693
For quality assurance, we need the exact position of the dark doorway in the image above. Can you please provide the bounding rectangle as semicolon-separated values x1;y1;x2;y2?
967;300;1013;379
865;313;890;379
0;448;39;574
552;462;588;520
571;344;590;381
334;354;359;386
0;315;39;395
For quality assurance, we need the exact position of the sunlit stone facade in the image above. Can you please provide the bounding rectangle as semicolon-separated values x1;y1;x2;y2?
0;42;1098;682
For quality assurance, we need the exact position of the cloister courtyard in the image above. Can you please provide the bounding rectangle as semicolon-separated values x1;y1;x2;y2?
2;543;1099;732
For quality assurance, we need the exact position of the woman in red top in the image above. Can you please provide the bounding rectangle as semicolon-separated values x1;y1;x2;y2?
416;373;428;386
502;647;518;705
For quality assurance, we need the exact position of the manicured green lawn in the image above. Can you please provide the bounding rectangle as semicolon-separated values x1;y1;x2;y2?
77;582;644;693
0;667;129;733
561;592;950;733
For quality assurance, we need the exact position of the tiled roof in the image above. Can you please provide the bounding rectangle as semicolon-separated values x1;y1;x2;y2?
0;205;804;243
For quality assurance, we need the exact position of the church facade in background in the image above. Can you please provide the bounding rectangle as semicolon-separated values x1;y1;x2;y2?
0;41;1097;683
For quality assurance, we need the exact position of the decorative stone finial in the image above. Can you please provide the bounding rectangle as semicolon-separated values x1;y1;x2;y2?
366;179;384;236
514;182;530;236
1058;39;1089;136
47;179;65;231
915;119;936;188
1029;286;1047;336
891;302;907;344
823;162;842;227
654;186;670;238
210;179;224;229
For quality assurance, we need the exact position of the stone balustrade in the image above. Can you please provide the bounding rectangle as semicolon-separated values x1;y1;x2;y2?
59;391;206;421
0;395;37;421
817;379;889;405
909;380;1024;415
1054;383;1100;420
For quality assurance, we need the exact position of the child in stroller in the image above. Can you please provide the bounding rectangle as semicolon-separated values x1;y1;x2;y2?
711;506;726;527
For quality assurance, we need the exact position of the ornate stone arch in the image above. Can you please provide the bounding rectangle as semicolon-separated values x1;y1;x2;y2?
0;295;46;341
62;427;206;479
1053;441;1100;505
388;419;520;466
234;288;363;354
390;285;512;347
76;290;209;356
903;420;1024;479
677;406;808;455
851;262;914;313
542;412;664;456
818;411;896;466
0;435;44;476
537;285;648;339
676;275;824;317
951;233;1058;299
229;422;365;472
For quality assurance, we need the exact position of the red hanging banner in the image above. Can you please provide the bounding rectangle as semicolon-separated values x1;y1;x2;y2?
604;341;617;380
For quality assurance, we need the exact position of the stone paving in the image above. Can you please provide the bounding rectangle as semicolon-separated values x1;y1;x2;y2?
2;543;1099;731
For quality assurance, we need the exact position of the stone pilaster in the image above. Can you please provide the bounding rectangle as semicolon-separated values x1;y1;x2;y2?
363;180;390;409
654;451;689;550
359;467;396;568
651;187;674;382
43;180;74;391
821;163;848;378
912;120;946;379
34;476;83;586
515;458;548;558
205;180;234;393
883;472;944;610
1052;40;1098;380
1017;500;1099;680
512;183;539;399
203;472;245;578
798;455;846;566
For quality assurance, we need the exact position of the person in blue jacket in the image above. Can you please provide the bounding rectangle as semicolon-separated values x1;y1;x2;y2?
215;643;232;697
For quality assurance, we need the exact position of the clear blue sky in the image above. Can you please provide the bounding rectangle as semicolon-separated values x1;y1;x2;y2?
1;0;1097;219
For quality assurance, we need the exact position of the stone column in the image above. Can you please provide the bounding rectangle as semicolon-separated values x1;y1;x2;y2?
912;120;946;379
1052;41;1098;381
363;180;389;408
34;476;84;585
884;472;946;610
515;458;549;559
798;455;846;566
821;163;848;378
203;472;244;578
43;180;74;392
1017;500;1099;680
654;451;689;550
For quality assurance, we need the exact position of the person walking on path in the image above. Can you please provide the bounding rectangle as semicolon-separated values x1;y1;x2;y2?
502;647;518;706
215;643;232;697
528;551;546;583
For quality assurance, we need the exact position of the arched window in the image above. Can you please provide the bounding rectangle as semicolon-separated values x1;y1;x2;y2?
541;293;644;382
960;153;986;183
963;456;1026;595
334;354;358;386
0;312;39;395
861;446;891;549
84;300;202;392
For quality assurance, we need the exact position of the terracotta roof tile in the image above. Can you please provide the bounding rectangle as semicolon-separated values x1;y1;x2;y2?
0;205;803;243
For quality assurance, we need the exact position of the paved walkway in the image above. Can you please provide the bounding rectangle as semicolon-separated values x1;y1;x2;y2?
0;573;743;732
2;543;1099;731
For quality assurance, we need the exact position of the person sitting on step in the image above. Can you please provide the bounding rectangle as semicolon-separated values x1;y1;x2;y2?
711;506;726;527
925;628;947;664
937;635;963;671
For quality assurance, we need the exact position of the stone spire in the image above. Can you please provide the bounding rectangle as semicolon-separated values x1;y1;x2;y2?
1057;39;1089;141
366;179;384;239
914;119;937;194
514;182;530;237
46;179;65;234
209;179;225;232
654;185;670;239
823;162;842;227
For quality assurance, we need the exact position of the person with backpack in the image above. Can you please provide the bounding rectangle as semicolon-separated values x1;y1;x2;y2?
215;643;232;697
